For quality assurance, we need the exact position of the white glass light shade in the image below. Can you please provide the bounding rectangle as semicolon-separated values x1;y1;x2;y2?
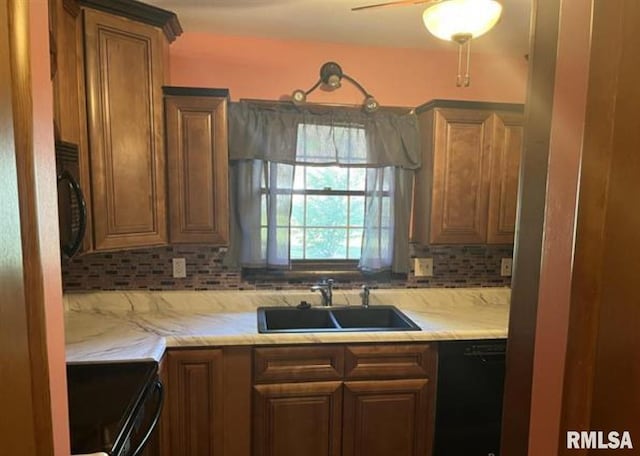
422;0;502;42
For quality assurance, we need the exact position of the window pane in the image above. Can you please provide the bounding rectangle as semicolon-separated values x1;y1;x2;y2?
306;228;347;259
260;227;267;259
349;168;366;191
306;166;348;190
347;230;363;259
290;228;304;259
291;195;305;227
381;197;392;227
260;194;267;226
275;195;292;226
272;163;294;190
306;195;348;227
293;166;305;190
276;227;290;259
382;167;392;191
349;196;365;227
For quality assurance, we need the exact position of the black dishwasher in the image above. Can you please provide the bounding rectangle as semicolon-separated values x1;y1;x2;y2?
433;339;506;456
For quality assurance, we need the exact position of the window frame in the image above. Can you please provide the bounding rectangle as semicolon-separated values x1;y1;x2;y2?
261;169;392;266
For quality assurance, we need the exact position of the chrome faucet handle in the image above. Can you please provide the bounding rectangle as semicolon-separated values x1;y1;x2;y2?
360;285;370;308
325;279;334;306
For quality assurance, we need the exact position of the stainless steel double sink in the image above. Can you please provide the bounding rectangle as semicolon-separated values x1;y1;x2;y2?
257;305;421;333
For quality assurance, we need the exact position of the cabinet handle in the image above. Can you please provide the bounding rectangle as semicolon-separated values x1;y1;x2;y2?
57;170;87;258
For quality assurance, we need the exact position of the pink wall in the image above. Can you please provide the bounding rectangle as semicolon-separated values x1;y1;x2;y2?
528;1;592;454
170;33;528;107
30;1;70;454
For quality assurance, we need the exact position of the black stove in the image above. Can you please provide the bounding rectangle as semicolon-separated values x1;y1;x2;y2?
67;361;163;456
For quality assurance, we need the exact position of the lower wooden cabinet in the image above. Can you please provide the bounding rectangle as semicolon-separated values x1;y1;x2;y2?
253;382;343;456
162;343;435;456
253;344;435;456
163;348;252;456
342;379;431;456
167;349;224;455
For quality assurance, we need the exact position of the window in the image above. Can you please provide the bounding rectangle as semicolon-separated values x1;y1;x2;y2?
290;165;366;260
258;123;383;263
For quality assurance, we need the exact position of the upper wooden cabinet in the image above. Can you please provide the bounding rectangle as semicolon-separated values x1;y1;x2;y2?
164;88;230;245
51;0;182;253
50;0;93;254
412;100;524;245
83;8;169;250
487;112;524;244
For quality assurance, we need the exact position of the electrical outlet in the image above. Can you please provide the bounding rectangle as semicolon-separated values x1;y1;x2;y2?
414;258;434;277
172;258;187;278
501;258;513;277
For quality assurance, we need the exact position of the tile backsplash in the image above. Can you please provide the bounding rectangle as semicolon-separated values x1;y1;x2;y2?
62;244;513;292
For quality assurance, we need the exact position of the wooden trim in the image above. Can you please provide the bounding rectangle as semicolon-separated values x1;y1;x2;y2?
1;0;67;454
80;0;182;42
500;0;561;454
0;4;40;453
559;1;629;453
416;99;524;114
62;0;80;16
222;347;252;456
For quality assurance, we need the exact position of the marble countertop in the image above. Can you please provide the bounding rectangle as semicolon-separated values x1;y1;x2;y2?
64;287;510;363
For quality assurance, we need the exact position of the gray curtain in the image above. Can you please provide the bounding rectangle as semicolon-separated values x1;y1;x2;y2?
228;102;421;167
225;101;420;273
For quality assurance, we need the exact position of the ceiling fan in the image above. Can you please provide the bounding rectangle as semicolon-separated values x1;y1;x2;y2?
352;0;503;87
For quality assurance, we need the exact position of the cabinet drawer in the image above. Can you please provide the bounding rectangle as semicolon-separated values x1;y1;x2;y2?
344;344;435;380
254;346;344;383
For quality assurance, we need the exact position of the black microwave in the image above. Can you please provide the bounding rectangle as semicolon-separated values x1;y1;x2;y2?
55;141;87;258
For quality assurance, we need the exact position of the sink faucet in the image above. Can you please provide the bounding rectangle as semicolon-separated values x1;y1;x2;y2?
310;279;334;307
360;285;370;308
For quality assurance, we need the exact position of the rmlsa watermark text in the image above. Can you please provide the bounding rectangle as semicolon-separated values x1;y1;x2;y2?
567;431;633;450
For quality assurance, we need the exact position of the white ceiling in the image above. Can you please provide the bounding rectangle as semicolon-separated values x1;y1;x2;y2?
147;0;532;55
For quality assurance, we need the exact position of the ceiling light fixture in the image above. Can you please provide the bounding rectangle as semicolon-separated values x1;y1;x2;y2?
422;0;503;86
291;61;379;113
352;0;503;87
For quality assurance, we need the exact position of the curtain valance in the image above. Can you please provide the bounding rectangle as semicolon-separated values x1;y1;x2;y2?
228;101;421;169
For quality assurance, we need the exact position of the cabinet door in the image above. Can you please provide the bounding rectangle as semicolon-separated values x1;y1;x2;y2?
342;379;432;456
430;108;493;244
167;350;224;456
487;112;524;244
165;95;229;244
84;9;167;250
253;382;342;456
